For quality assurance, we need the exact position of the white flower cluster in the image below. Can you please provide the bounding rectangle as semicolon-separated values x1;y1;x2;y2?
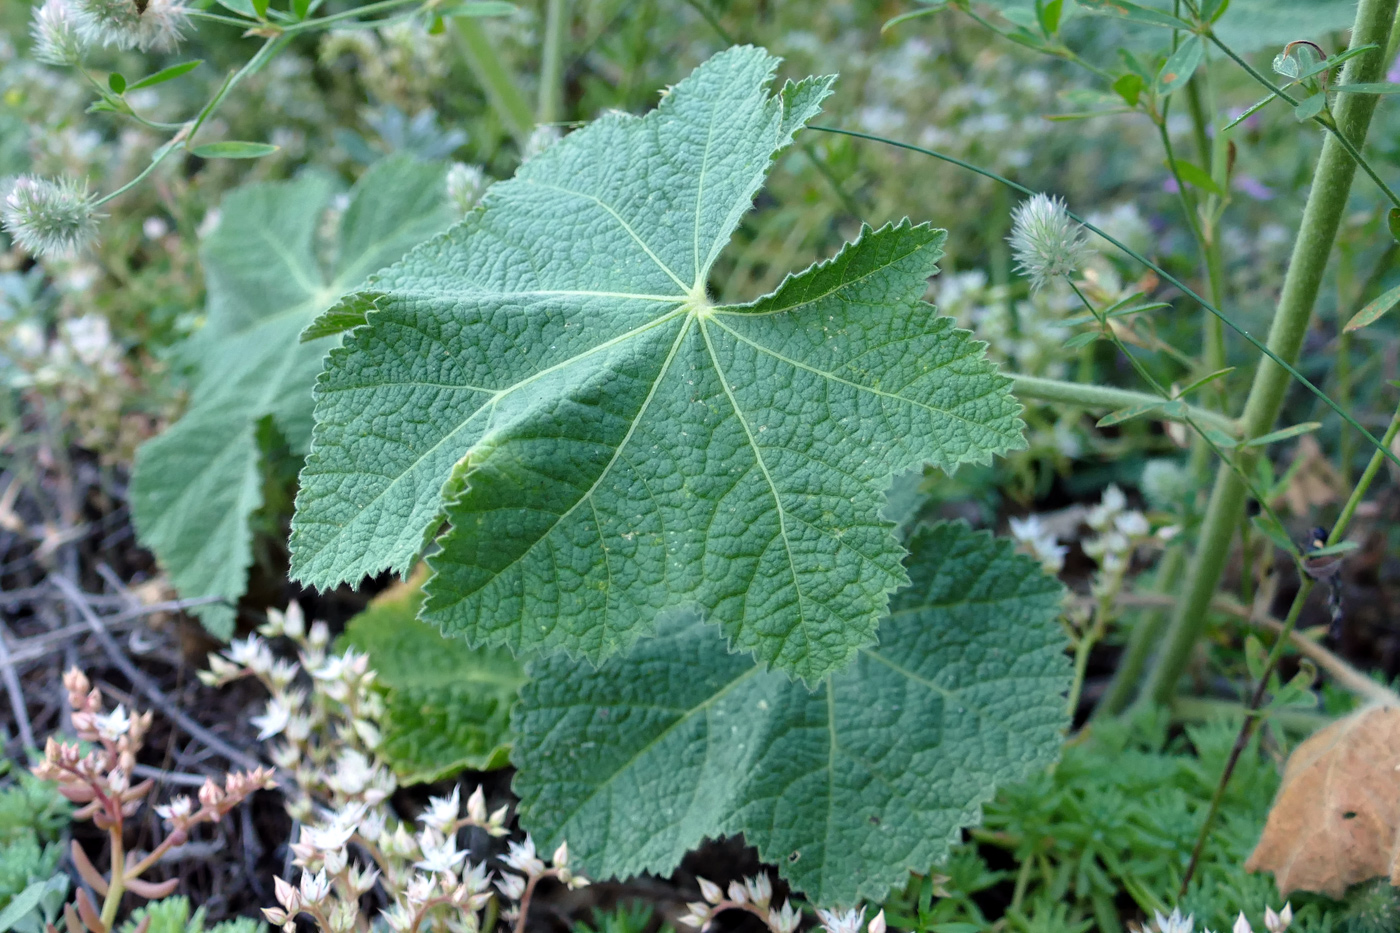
70;0;189;53
679;872;885;933
1131;905;1292;933
205;603;583;933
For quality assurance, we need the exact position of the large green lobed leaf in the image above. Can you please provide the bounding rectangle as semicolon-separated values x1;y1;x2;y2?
341;576;524;783
291;46;1025;683
130;158;453;636
512;521;1071;905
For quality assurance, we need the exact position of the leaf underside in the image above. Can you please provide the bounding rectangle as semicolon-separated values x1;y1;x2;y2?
290;46;1025;683
341;576;525;783
511;521;1072;905
130;158;453;636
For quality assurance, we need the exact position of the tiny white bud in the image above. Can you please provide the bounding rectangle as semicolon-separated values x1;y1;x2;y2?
466;785;487;822
868;910;886;933
697;877;724;905
551;841;569;869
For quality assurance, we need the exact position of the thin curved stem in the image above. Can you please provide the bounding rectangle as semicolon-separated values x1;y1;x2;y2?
1206;33;1400;210
808;125;1400;474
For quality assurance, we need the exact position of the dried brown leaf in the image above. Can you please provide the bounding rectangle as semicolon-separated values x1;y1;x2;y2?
1246;705;1400;897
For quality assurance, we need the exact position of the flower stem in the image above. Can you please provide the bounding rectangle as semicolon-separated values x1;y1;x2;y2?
100;826;126;929
1138;0;1400;708
1007;375;1237;436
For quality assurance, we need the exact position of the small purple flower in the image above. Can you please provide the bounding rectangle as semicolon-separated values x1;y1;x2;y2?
1234;174;1275;201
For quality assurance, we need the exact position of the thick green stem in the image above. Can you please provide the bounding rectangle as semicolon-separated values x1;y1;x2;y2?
1009;375;1238;436
1139;0;1400;708
537;0;569;125
454;17;534;144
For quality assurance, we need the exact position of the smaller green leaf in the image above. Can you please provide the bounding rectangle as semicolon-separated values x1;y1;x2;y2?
1157;37;1204;97
0;883;46;933
1201;427;1238;449
1292;94;1325;122
1174;366;1234;398
108;72;126;94
128;60;202;90
294;0;312;16
1251;514;1294;553
437;0;516;16
1241;421;1322;448
251;0;269;16
1168;157;1222;195
1078;0;1189;28
1064;331;1101;350
189;141;280;159
1243;634;1266;682
1036;0;1064;35
1201;0;1229;23
1225;92;1279;129
341;573;525;783
1298;44;1380;81
1307;540;1358;558
1112;72;1145;106
213;0;258;16
1332;82;1400;94
1097;400;1185;427
1344;282;1400;332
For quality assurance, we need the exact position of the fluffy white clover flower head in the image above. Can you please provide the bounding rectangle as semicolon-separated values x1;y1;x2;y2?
31;0;87;67
3;174;102;258
72;0;189;53
1008;192;1091;293
446;162;487;216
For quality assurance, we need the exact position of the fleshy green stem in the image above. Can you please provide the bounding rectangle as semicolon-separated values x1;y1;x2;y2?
1008;375;1238;436
1139;0;1399;707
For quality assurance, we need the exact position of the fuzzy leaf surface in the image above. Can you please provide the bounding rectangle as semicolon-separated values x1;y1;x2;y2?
512;522;1070;904
131;158;452;636
291;47;1024;682
341;575;525;782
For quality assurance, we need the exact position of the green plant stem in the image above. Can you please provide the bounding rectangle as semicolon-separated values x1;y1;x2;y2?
100;827;125;929
93;36;286;209
454;17;534;144
1178;393;1400;894
810;124;1400;473
1008;375;1237;435
538;0;569;125
1139;0;1399;708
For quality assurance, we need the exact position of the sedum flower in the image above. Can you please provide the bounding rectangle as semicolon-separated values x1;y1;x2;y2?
251;698;291;740
72;0;189;52
502;835;545;877
420;785;460;834
414;829;467;874
1008;192;1091;293
817;907;866;933
1153;909;1196;933
1264;904;1292;933
31;0;86;66
91;704;131;741
3;175;102;258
